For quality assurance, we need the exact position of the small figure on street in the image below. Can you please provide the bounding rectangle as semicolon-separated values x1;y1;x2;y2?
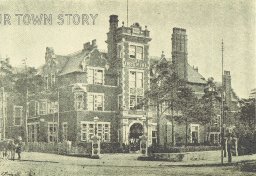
15;136;23;160
227;135;233;163
8;139;16;160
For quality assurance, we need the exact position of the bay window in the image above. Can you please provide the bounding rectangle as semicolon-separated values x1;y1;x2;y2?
81;121;110;142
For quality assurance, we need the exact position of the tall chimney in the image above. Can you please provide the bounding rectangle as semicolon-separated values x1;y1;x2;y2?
107;15;119;64
171;27;188;81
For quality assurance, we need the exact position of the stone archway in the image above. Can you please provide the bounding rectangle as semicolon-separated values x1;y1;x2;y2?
129;123;143;151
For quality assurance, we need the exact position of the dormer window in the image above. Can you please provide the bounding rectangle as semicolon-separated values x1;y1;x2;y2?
129;45;143;60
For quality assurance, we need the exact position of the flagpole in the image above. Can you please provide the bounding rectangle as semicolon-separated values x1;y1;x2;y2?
2;87;5;139
221;39;224;164
127;0;129;26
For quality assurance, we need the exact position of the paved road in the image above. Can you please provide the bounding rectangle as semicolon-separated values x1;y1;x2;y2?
0;152;255;176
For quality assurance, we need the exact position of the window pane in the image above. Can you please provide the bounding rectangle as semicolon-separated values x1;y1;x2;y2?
136;96;143;110
88;95;94;110
95;70;103;85
130;95;136;109
136;46;143;60
95;95;103;111
130;45;136;58
88;69;93;84
129;72;136;88
136;72;143;88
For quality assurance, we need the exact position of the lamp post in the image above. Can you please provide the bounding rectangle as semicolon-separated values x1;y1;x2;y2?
221;39;224;165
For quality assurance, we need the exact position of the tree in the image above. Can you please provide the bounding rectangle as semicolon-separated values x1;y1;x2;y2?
234;98;256;154
176;86;199;145
14;66;44;96
0;57;14;90
142;59;194;147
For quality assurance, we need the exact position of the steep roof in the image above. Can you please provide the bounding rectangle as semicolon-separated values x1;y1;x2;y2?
186;64;207;84
149;56;206;84
37;47;108;76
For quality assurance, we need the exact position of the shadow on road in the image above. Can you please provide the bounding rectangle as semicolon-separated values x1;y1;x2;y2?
18;159;59;164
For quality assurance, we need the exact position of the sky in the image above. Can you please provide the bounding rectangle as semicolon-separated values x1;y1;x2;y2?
0;0;255;98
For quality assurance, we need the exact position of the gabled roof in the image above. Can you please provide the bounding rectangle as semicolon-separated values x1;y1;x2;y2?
38;47;108;76
186;64;207;84
149;56;207;84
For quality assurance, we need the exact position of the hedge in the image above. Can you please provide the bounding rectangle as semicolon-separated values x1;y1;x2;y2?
149;145;221;153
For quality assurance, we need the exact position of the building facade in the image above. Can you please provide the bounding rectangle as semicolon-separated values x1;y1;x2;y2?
2;15;239;149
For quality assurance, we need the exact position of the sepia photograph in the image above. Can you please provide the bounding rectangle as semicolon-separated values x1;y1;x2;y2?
0;0;255;175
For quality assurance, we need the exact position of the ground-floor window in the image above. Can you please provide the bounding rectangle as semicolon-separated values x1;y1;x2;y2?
152;131;157;145
48;122;58;142
209;132;220;144
28;123;39;142
190;124;200;143
80;121;110;142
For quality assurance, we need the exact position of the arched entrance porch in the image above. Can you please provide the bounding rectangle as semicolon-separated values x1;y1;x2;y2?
129;123;143;151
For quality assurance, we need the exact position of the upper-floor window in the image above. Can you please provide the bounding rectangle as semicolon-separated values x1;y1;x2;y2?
49;101;58;114
74;92;84;111
45;73;56;90
88;93;104;111
129;71;143;88
29;101;39;117
88;68;104;85
129;71;144;110
14;106;23;126
39;101;47;115
130;45;143;60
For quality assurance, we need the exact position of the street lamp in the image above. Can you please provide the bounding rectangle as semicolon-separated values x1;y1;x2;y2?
94;116;99;136
91;116;100;159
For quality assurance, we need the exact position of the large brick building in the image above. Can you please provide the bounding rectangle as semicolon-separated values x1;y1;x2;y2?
2;15;239;149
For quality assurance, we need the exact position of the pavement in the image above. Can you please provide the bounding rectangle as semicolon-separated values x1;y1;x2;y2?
0;152;256;176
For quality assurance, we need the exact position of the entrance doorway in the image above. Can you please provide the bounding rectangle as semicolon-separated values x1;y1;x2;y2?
129;123;143;151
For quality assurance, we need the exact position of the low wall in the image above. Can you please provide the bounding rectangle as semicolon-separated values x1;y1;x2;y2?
23;142;122;156
150;150;221;162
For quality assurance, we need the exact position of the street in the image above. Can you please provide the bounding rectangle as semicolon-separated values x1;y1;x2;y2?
0;152;256;176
